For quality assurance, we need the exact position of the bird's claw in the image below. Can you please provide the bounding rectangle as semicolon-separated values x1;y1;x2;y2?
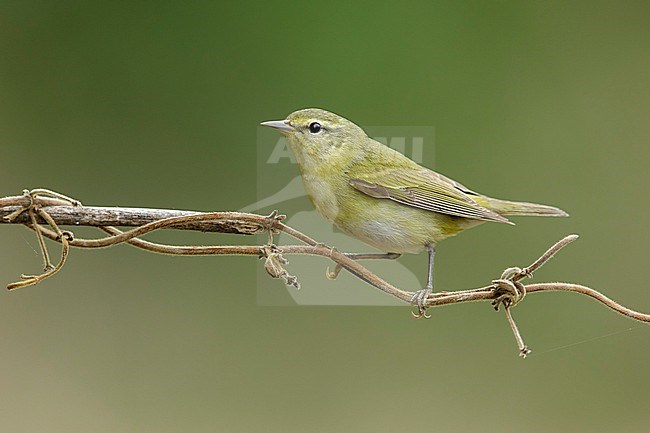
410;287;432;319
410;309;431;319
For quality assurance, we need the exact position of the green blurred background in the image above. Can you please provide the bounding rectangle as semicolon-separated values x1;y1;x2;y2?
1;1;649;432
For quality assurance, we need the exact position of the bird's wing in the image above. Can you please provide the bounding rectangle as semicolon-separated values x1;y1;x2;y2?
348;167;511;223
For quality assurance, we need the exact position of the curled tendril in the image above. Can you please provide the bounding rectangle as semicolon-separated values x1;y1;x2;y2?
259;244;300;290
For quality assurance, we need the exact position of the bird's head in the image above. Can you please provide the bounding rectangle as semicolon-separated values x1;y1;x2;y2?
261;108;367;165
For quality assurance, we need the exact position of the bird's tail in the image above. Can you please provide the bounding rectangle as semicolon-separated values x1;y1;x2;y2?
479;197;569;217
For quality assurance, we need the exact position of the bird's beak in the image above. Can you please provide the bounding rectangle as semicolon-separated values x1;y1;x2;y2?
260;119;294;134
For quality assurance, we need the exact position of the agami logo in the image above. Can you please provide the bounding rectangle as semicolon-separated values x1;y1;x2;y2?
246;126;435;306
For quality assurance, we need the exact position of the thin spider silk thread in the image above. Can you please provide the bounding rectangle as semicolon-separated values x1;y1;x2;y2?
534;326;644;356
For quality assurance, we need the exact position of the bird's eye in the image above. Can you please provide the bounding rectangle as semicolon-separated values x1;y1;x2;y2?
308;122;322;134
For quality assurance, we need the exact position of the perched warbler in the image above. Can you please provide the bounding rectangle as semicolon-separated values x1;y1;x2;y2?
261;109;568;316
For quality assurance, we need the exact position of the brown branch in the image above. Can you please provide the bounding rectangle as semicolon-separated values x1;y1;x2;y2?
2;189;648;357
1;205;271;236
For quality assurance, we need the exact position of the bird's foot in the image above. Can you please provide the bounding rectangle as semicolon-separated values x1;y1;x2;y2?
410;286;432;319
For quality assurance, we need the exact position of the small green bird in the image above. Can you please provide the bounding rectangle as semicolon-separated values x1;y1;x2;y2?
262;109;568;316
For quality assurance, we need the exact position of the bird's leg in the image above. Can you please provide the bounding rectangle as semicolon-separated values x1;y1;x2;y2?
410;244;435;319
344;252;402;261
327;252;401;280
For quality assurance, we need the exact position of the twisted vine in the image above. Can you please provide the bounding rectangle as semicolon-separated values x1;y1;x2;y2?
1;189;648;357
